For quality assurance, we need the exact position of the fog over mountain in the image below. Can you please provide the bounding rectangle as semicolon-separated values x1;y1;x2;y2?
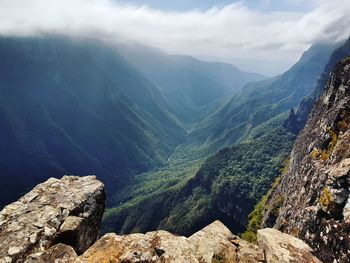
0;0;349;75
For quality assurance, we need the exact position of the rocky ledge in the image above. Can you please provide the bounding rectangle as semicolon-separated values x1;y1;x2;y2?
0;176;105;262
0;176;322;263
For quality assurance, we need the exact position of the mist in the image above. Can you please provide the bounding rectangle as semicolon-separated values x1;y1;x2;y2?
0;0;349;75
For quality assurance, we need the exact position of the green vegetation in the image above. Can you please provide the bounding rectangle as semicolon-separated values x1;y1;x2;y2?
241;194;268;243
103;126;294;236
322;128;338;160
310;128;338;161
241;159;289;242
310;148;321;159
179;43;337;157
319;187;333;210
212;253;226;263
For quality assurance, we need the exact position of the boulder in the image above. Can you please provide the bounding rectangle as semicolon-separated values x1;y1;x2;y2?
257;228;321;263
188;220;264;263
78;231;198;263
25;243;78;263
0;175;105;262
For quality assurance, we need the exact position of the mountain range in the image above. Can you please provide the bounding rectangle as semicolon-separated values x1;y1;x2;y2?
102;39;346;235
0;35;263;209
0;34;348;247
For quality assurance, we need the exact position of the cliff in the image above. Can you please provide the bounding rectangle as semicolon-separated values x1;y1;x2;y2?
262;57;350;263
0;176;321;263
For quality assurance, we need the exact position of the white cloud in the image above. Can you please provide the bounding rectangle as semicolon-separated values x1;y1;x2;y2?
0;0;349;75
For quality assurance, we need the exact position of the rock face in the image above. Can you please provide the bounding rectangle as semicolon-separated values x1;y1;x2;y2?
262;57;350;262
257;229;321;263
284;37;350;135
0;175;105;262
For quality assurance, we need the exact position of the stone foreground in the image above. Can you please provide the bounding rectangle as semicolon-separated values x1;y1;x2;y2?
0;176;105;262
0;176;321;262
77;220;264;263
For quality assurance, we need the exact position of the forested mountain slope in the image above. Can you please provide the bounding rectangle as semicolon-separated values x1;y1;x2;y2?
178;43;337;158
103;123;294;235
0;36;186;207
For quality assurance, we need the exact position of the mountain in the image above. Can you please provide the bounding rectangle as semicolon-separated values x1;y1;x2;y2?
0;36;186;207
117;42;265;124
171;55;266;93
284;37;350;133
256;56;350;263
180;43;338;158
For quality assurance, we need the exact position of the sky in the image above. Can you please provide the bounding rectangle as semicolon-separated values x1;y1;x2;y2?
117;0;316;12
0;0;349;76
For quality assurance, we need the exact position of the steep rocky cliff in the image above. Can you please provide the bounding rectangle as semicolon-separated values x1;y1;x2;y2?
0;176;321;262
262;57;350;262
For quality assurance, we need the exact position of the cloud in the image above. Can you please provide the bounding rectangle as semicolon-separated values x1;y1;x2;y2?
0;0;349;75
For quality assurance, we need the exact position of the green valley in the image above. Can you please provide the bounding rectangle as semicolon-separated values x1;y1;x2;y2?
102;41;342;236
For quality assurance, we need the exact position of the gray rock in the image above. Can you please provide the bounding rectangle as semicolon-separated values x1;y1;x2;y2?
78;220;265;263
25;243;78;263
257;228;321;263
0;175;105;262
78;231;198;263
188;220;264;263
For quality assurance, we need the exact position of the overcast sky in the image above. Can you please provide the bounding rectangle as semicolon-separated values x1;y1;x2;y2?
0;0;349;76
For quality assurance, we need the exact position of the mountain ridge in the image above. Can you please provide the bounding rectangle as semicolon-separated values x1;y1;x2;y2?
116;42;266;124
